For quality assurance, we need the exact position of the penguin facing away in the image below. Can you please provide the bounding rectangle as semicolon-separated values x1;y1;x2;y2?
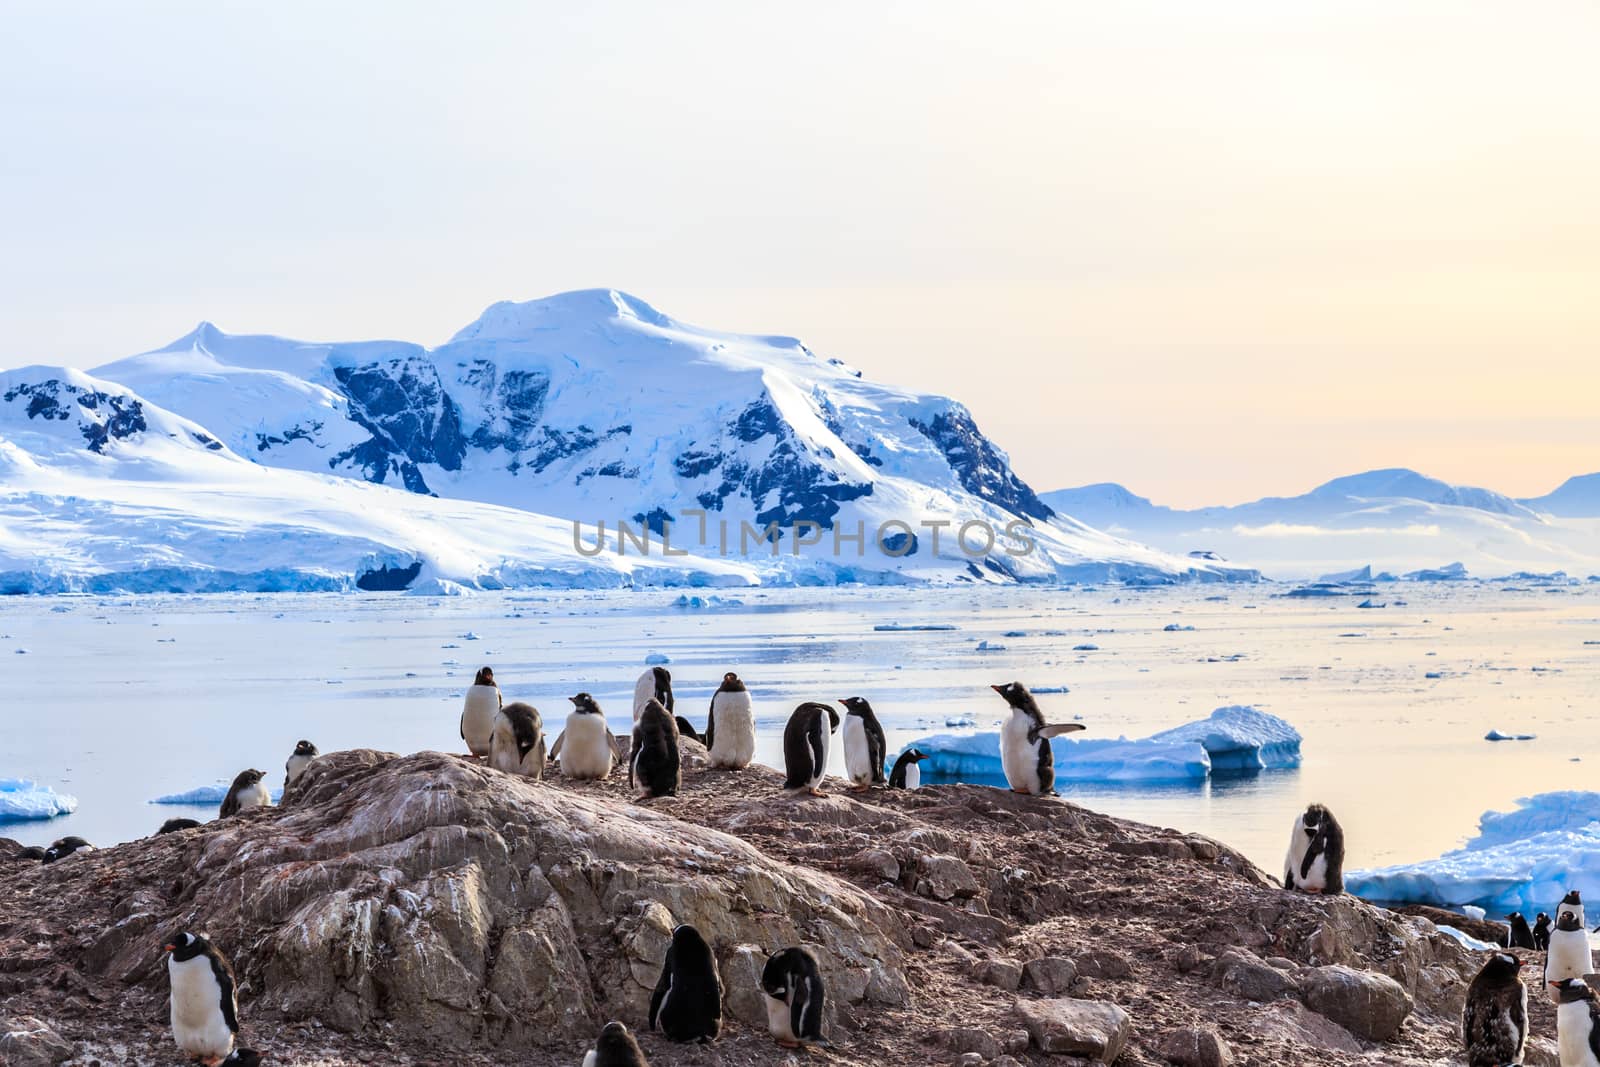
42;836;94;863
889;747;929;789
761;946;828;1048
704;672;755;770
1507;911;1537;950
489;702;546;779
552;692;616;780
219;770;270;819
1553;977;1600;1067
460;666;501;758
283;739;318;790
1461;951;1527;1067
158;818;202;835
1560;889;1587;929
631;697;681;798
164;930;239;1066
839;696;887;790
1534;912;1552;951
1282;803;1346;894
783;702;840;796
1545;909;1594;999
633;666;674;722
582;1020;651;1066
989;682;1085;796
648;924;723;1043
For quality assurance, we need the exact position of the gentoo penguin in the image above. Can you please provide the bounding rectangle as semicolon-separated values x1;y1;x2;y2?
1545;909;1594;1000
460;666;502;758
783;702;840;796
1554;977;1600;1067
581;1020;651;1067
631;697;681;798
159;818;202;835
704;672;755;770
889;747;929;789
989;682;1085;796
1462;951;1527;1067
552;693;615;780
17;845;46;861
1560;889;1587;929
219;769;270;818
1535;912;1553;951
1282;803;1346;894
761;946;828;1048
42;836;94;863
633;666;674;722
648;924;723;1043
1508;911;1537;950
674;716;702;743
164;930;239;1066
488;701;547;779
283;739;318;790
839;697;887;791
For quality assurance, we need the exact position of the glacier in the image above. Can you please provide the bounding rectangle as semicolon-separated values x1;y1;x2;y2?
1346;792;1600;913
900;705;1300;785
0;778;78;822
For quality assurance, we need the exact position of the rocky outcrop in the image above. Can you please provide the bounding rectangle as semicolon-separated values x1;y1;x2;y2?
0;749;1512;1065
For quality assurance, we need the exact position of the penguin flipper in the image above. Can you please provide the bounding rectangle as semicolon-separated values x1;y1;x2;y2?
549;730;565;760
703;703;716;751
648;946;674;1030
1036;723;1087;738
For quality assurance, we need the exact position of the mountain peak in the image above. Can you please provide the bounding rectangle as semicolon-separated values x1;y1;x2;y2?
450;288;675;344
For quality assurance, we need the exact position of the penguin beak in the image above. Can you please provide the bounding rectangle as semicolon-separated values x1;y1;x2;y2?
989;684;1005;694
162;942;175;952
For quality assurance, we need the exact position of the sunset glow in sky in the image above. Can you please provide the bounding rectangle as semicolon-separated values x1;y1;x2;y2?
2;1;1595;505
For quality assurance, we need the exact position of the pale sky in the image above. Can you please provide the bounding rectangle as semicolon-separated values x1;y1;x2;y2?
2;1;1596;506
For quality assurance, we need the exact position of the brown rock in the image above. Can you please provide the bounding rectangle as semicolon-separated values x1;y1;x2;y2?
1016;998;1131;1062
918;854;981;901
1023;956;1079;995
937;1027;1003;1058
0;1016;72;1066
977;957;1024;991
1216;951;1297;1002
1156;1026;1235;1067
1075;948;1133;980
1296;964;1412;1041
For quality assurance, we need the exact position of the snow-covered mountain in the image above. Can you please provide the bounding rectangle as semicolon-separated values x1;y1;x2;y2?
1042;468;1600;581
1;292;1255;593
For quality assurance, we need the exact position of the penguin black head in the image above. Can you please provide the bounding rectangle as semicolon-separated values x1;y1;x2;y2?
162;930;212;961
1565;889;1583;906
474;666;496;687
721;671;741;687
1481;952;1523;982
158;817;201;835
1535;912;1550;926
1554;977;1595;1004
840;696;870;715
1301;803;1331;836
1507;911;1524;923
1558;911;1584;933
292;740;317;757
42;836;92;863
569;692;602;715
232;769;266;787
670;923;710;953
905;747;928;763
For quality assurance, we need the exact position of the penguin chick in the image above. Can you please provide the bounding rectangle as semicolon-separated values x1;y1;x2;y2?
1462;951;1527;1067
283;739;318;791
761;946;828;1048
630;698;681;799
704;672;755;770
219;770;270;818
1554;976;1600;1067
1282;803;1345;895
158;818;202;835
582;1020;651;1066
648;925;722;1043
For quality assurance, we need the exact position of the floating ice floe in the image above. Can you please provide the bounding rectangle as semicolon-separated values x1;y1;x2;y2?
1163;623;1196;632
151;784;286;805
874;623;958;632
902;705;1300;785
0;778;78;822
1347;791;1600;912
673;594;744;609
1484;729;1536;742
644;652;671;665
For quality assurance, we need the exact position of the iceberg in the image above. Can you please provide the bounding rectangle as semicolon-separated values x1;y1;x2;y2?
901;705;1301;785
0;777;78;822
1147;705;1302;772
1320;565;1374;584
152;784;285;805
1347;791;1600;913
1484;729;1536;742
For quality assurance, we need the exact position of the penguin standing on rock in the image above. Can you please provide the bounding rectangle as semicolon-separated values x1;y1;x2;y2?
631;698;681;798
550;693;615;780
1545;909;1594;1000
219;770;270;818
283;739;318;790
649;924;722;1043
164;931;239;1066
990;682;1084;796
783;702;840;796
1534;912;1552;951
582;1021;651;1067
889;747;928;789
704;672;755;770
839;697;887;791
761;946;828;1048
1462;951;1527;1067
460;666;501;758
489;702;546;779
634;666;674;722
1282;803;1345;895
1507;911;1537;950
1553;977;1600;1067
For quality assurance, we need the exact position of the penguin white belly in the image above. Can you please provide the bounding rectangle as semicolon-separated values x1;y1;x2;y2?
234;781;271;812
1300;851;1329;892
904;762;921;789
1558;1000;1600;1066
708;691;755;769
999;713;1040;793
559;713;613;779
284;752;313;787
169;955;234;1059
811;728;830;787
460;686;498;757
765;992;797;1042
581;1051;597;1067
1546;931;1594;986
842;717;872;787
